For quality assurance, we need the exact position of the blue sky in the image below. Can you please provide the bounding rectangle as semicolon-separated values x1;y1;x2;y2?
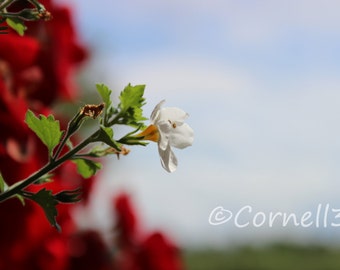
61;0;340;248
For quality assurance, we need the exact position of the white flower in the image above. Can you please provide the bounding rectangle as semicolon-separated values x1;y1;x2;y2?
137;100;194;172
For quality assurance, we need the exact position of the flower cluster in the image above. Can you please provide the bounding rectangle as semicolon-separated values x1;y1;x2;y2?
0;0;186;269
0;0;89;268
112;193;183;270
67;193;183;270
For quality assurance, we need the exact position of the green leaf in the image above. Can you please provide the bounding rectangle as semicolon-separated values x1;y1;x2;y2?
0;173;8;193
96;84;116;125
120;84;146;110
102;126;113;138
72;158;102;178
87;145;107;157
96;127;121;150
87;146;116;158
6;18;26;36
129;107;147;126
96;84;112;111
22;188;60;231
119;84;148;127
25;110;63;156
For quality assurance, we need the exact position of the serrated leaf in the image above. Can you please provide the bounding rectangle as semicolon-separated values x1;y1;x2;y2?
96;84;112;110
119;84;148;127
6;18;26;36
96;84;114;125
25;110;63;156
120;84;146;111
127;107;147;127
23;189;60;231
72;158;102;178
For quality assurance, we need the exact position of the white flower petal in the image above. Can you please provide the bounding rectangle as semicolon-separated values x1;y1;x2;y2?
158;128;169;150
158;107;188;124
169;123;194;149
150;100;165;123
157;120;172;134
158;143;178;173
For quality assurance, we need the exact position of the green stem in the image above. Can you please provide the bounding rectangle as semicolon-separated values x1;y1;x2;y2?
107;112;123;127
0;0;17;11
52;129;73;161
28;0;45;11
53;111;85;161
0;130;100;203
72;154;96;159
52;134;68;161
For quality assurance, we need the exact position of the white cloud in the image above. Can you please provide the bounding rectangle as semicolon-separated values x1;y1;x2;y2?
67;0;340;247
67;0;340;49
77;52;340;247
100;53;254;105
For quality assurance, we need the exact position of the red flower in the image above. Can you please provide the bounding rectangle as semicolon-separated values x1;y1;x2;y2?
0;1;184;269
113;193;183;270
68;231;113;270
26;4;88;104
0;78;45;184
1;0;87;105
0;1;90;269
114;193;139;247
0;34;39;72
138;232;183;270
0;199;73;270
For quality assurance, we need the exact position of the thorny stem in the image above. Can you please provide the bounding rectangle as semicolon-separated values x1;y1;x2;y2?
0;129;100;203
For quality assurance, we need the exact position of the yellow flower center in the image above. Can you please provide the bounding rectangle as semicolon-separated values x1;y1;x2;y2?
136;124;160;142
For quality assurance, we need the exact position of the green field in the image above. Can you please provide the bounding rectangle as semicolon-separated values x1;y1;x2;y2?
184;244;340;270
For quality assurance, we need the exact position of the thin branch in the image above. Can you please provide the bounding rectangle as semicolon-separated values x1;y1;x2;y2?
0;130;100;202
0;0;17;11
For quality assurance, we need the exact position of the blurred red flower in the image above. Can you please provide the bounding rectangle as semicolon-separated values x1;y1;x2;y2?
68;231;112;270
0;0;87;105
0;1;88;269
137;232;183;270
0;1;184;269
113;193;184;270
114;193;139;247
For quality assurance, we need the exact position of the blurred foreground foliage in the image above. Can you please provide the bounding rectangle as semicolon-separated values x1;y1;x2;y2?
184;243;340;270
